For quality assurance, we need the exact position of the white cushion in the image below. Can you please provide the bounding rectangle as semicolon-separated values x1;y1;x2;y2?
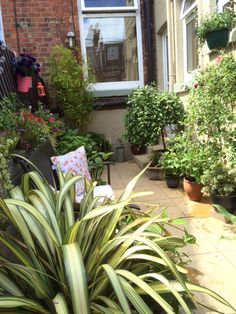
75;184;114;203
51;146;91;198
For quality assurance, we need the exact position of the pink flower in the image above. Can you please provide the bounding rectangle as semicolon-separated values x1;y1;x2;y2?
193;81;199;89
48;116;55;123
216;56;222;64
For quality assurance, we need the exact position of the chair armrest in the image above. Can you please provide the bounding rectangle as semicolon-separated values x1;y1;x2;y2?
102;161;116;185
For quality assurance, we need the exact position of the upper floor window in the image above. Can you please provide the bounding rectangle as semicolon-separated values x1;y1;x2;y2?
78;0;143;96
217;0;232;12
181;0;199;81
0;5;4;43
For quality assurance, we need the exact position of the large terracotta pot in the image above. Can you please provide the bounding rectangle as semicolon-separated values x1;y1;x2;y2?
16;75;32;92
183;178;203;201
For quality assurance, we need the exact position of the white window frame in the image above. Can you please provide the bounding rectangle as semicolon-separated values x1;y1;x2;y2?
0;5;5;43
181;0;198;82
81;0;138;12
77;0;144;96
217;0;231;11
162;30;169;91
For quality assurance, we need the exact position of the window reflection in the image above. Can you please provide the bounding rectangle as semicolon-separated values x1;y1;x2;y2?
84;17;138;82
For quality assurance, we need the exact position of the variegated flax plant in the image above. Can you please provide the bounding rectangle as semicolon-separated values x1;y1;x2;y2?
0;157;234;313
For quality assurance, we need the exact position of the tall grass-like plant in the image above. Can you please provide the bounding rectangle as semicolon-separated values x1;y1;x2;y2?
0;159;234;313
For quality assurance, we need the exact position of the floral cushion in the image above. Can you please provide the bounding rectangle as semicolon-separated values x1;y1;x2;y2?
50;146;91;197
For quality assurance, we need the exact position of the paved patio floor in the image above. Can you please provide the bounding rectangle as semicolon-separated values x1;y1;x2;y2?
104;161;236;314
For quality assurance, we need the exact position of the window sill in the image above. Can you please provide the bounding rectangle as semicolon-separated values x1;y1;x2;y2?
90;81;143;97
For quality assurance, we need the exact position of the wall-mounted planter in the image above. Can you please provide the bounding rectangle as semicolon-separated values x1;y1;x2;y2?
205;28;229;50
16;75;32;93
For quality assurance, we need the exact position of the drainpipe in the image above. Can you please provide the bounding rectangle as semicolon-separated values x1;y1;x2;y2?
144;0;154;84
166;0;176;91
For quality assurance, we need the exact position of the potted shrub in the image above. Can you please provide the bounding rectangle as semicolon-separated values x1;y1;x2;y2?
201;162;236;215
124;85;184;154
160;142;183;188
197;11;236;50
12;53;40;92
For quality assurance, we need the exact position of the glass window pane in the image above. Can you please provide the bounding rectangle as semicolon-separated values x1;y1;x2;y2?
84;17;138;82
186;15;198;72
84;0;134;8
183;0;195;13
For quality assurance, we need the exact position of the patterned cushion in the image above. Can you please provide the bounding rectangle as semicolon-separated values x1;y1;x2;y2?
50;146;91;197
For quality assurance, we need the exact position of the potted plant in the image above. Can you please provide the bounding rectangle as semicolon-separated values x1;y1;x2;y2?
12;53;40;92
160;143;182;188
197;11;236;50
201;161;236;215
147;151;165;181
124;85;183;154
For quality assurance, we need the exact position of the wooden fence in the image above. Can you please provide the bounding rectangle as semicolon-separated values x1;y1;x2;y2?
0;42;38;110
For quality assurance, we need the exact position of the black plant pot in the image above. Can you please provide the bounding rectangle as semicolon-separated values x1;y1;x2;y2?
205;28;230;50
211;193;236;214
165;175;180;188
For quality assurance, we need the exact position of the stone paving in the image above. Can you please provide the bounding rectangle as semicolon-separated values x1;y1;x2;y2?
104;160;236;314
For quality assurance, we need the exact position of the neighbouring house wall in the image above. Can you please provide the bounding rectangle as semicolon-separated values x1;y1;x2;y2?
154;0;236;107
87;108;132;160
153;0;167;89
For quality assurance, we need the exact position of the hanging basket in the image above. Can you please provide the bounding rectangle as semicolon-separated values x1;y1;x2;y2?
16;75;32;93
205;28;230;50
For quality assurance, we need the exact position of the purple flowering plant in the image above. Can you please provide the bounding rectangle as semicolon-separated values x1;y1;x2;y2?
12;53;40;77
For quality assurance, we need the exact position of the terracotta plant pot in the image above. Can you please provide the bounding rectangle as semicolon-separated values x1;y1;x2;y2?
130;145;146;155
16;75;32;92
183;178;203;201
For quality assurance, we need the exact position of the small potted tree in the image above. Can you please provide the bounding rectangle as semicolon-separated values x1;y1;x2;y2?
124;85;184;154
197;11;236;50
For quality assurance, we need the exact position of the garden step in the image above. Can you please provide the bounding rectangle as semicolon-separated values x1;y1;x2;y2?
132;153;152;169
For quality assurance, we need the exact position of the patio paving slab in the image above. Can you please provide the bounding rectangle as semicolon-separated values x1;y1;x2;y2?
103;161;236;313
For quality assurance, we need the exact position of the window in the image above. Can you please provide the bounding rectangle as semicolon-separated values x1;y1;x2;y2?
162;30;169;90
217;0;232;12
78;0;143;96
181;0;198;81
0;5;4;43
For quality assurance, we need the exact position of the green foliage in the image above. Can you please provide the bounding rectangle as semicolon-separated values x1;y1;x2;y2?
160;140;184;177
0;163;233;313
186;53;236;189
56;129;96;155
197;11;236;44
47;45;95;131
88;150;113;184
124;85;184;146
0;135;19;197
201;162;236;196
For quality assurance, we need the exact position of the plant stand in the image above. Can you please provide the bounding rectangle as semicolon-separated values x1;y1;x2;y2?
147;166;164;181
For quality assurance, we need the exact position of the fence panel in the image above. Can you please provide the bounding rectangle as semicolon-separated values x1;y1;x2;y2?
0;43;38;109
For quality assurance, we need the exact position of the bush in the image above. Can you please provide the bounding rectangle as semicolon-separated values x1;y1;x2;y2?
124;85;183;146
47;45;95;131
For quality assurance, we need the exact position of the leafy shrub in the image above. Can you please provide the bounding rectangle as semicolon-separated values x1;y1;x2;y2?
47;45;95;131
0;164;233;313
124;85;183;146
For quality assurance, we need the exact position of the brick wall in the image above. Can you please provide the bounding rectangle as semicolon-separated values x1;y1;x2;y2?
1;0;148;84
1;0;79;75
